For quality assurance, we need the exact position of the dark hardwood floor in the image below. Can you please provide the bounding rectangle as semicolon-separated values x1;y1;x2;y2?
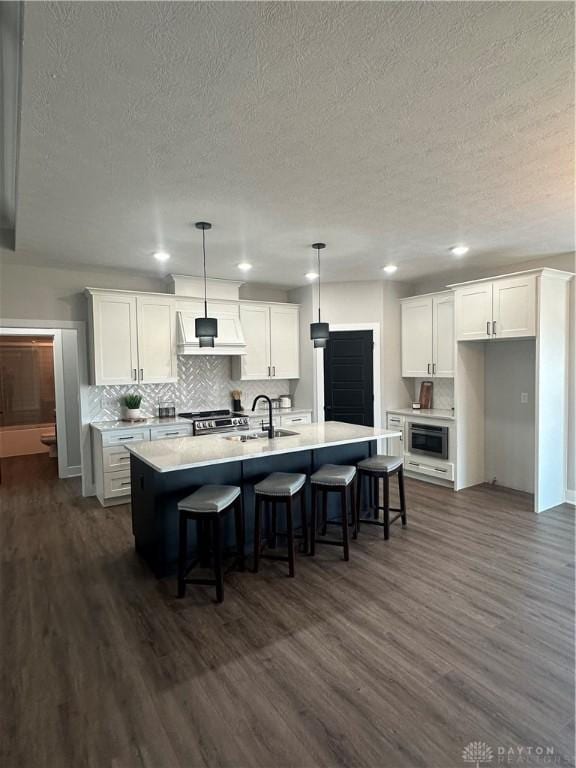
1;455;574;768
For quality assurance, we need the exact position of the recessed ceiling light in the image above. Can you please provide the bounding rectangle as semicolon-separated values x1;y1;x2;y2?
450;245;469;257
382;265;398;274
237;262;252;271
153;250;171;262
305;271;319;280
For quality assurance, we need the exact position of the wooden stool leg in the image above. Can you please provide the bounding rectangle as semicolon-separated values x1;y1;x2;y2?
356;471;363;533
341;488;350;561
398;467;407;526
177;512;188;598
213;516;224;603
321;490;328;535
234;496;245;571
383;473;390;540
300;486;309;554
286;497;295;577
351;476;358;539
310;486;317;556
253;496;262;573
373;476;379;519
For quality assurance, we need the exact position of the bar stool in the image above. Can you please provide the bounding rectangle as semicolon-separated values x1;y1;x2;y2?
355;455;406;540
253;472;307;577
310;464;357;561
177;485;244;603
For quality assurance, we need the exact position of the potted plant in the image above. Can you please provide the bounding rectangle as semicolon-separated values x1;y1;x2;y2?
123;393;143;421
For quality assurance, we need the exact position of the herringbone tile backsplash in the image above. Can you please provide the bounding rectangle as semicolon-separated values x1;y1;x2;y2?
413;378;454;410
88;357;289;421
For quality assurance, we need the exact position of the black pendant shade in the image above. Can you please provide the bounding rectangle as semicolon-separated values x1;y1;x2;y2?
310;242;329;347
195;221;218;347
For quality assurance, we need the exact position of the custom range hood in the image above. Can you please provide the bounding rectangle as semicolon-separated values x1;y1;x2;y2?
177;308;246;356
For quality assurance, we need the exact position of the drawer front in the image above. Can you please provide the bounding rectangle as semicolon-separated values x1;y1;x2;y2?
150;425;192;441
387;414;405;428
280;413;312;426
405;457;454;481
103;445;132;472
102;429;150;447
103;469;132;498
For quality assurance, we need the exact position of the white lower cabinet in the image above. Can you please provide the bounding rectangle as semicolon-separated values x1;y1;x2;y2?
386;414;405;456
280;412;312;427
93;424;192;506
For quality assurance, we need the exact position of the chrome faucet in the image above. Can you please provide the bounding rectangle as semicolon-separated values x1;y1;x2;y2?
252;395;274;439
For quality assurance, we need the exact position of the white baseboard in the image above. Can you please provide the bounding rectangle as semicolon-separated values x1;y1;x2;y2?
59;465;81;479
566;489;576;506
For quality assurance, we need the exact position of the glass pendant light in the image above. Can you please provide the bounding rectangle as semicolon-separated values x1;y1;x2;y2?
195;222;218;347
310;242;329;348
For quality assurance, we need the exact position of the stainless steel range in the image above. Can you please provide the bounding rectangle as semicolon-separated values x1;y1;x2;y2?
178;409;250;436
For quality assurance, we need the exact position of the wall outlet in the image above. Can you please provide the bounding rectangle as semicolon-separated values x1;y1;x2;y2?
520;392;528;404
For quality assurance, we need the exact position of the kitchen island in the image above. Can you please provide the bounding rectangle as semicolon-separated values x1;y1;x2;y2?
127;421;400;577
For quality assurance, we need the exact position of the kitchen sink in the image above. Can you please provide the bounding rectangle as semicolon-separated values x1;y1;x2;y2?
221;429;299;442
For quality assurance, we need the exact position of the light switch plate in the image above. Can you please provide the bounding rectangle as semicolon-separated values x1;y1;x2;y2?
520;392;528;404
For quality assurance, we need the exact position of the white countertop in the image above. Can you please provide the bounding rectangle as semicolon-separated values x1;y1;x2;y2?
125;421;401;473
388;408;455;421
90;417;193;433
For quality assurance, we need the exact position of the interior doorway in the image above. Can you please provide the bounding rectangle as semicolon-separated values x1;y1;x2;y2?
0;327;82;480
323;330;375;426
0;335;58;461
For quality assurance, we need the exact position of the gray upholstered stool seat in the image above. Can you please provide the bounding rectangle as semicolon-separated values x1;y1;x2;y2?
356;454;407;541
254;472;306;497
177;485;244;603
309;465;357;561
357;455;403;473
311;464;356;487
178;485;241;513
253;473;308;577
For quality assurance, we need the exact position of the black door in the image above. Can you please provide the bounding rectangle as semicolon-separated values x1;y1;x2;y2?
323;330;374;426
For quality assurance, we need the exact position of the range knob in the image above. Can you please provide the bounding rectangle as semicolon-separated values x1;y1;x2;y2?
197;421;205;429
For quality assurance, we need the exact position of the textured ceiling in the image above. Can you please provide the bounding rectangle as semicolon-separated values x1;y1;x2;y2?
13;1;575;285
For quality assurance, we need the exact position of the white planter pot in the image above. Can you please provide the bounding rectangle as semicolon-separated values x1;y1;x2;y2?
124;408;142;421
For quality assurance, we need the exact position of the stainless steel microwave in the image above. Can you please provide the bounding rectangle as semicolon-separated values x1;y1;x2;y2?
408;422;449;460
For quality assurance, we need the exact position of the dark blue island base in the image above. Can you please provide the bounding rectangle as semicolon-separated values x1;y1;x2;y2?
130;440;376;578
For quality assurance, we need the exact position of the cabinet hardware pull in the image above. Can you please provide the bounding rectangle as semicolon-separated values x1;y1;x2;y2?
118;456;129;461
267;366;271;376
492;320;496;336
432;363;436;374
139;368;144;380
273;366;276;376
427;363;431;374
118;436;134;441
121;481;131;487
132;368;137;381
163;432;179;436
486;321;491;336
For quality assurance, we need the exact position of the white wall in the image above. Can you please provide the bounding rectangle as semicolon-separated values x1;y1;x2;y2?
485;339;535;493
289;280;414;424
413;252;575;496
0;257;288;322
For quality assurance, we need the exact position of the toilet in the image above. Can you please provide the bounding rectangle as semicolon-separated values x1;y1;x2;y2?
40;428;57;458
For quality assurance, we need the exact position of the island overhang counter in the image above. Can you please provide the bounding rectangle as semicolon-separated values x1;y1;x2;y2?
126;421;401;577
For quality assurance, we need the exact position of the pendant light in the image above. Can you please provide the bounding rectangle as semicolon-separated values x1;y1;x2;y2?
310;242;329;348
195;222;218;347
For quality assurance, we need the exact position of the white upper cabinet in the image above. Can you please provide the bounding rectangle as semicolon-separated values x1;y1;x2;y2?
270;305;300;379
234;302;300;381
492;275;536;338
90;293;139;385
87;290;176;385
401;293;453;377
401;296;433;377
136;295;177;383
454;283;493;340
432;294;454;377
237;304;271;380
454;274;536;341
